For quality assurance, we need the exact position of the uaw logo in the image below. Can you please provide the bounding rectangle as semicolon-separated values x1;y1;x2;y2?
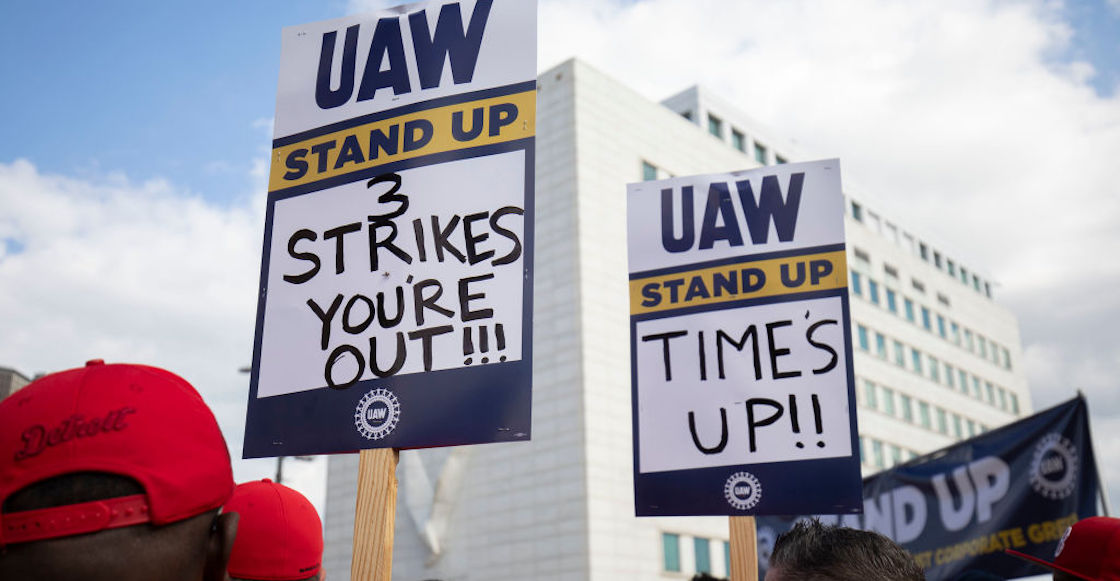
354;389;400;440
1030;432;1078;500
724;471;762;511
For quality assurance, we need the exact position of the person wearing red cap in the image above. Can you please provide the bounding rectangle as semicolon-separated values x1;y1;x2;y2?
1006;516;1120;581
0;360;238;581
225;478;324;581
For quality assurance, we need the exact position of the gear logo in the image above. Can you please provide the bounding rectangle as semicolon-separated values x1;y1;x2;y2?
1030;433;1078;500
724;471;762;511
354;389;400;440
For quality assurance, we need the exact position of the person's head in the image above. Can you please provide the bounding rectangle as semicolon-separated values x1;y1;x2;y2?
1005;516;1120;581
765;519;926;581
0;360;237;581
225;478;324;581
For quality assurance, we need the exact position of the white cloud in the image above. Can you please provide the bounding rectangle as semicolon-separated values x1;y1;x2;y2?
0;158;329;509
537;0;1120;497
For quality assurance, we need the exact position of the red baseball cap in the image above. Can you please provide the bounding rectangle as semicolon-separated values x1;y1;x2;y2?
1006;516;1120;581
226;479;323;581
0;360;234;545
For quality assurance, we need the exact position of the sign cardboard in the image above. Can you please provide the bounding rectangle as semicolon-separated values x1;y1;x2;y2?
628;160;863;515
245;0;536;458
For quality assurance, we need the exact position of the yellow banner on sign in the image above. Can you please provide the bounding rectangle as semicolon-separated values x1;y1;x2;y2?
269;89;537;192
629;249;848;315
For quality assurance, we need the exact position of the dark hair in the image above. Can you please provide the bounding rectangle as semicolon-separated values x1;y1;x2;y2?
3;472;143;513
768;519;925;581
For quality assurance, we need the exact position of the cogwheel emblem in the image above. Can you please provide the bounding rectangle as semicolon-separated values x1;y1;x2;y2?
1030;433;1078;500
354;389;400;440
724;471;762;511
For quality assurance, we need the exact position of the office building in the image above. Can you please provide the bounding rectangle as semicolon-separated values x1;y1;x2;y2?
323;58;1031;580
0;366;31;402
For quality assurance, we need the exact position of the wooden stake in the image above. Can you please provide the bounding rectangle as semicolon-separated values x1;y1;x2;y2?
350;448;400;581
729;516;759;581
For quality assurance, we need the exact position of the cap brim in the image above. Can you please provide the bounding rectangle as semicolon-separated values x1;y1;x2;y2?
1005;549;1096;581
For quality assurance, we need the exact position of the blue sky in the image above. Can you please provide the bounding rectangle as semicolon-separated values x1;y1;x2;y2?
2;1;1117;203
2;0;1120;550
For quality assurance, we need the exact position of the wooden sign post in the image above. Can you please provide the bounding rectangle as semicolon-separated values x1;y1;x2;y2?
351;449;400;581
729;516;759;581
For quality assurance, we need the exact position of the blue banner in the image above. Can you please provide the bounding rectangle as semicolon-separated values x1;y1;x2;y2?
756;396;1099;580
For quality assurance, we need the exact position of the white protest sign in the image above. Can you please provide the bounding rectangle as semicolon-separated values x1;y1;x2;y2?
628;160;862;516
245;0;536;457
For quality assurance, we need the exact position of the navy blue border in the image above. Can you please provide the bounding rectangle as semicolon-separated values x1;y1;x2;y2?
272;80;538;148
244;140;535;459
630;283;863;516
630;242;847;280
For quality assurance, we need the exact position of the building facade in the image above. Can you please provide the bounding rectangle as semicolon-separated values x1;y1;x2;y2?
0;366;31;402
323;58;1031;580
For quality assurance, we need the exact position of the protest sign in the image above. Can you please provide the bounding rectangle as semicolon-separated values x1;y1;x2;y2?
754;396;1101;581
245;0;536;459
628;160;863;516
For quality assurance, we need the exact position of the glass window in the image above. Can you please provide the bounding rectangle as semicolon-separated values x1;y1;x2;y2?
900;395;913;423
641;161;658;181
937;315;947;338
978;335;988;358
708;114;723;137
851;201;864;222
951;321;961;344
946;363;956;388
886;288;898;313
875;332;887;359
851;271;863;296
919;243;929;261
890;444;902;466
872;439;884;468
881;387;896;416
998;387;1008;410
947;259;956;275
857;325;869;351
754;142;768;165
967;419;976;437
1003;347;1012;370
921;307;932;331
929;356;940;382
985;382;995;404
893;340;905;366
911;348;923;373
972;376;982;399
973;274;982;291
724;541;731;577
1011;393;1020;415
953;414;963;438
985;282;992;298
937;407;948;434
918;401;932;429
912;279;926;293
959;370;969;394
775;155;788;164
934;251;942;268
731;129;746;152
904;299;915;322
965;329;974;351
864;380;878;409
884;264;899;278
869;280;880;305
663;533;681;572
960;266;969;284
694;537;712;574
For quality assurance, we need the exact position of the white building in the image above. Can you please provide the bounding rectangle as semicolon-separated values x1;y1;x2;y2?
323;58;1031;580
